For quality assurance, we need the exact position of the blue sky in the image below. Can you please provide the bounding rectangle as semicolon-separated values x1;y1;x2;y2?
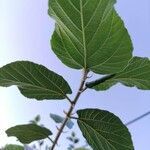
0;0;150;149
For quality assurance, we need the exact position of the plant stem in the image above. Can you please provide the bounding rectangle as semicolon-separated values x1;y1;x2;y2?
51;69;88;150
65;95;73;104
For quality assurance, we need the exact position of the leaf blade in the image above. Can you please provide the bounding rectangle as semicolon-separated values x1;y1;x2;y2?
0;61;72;100
6;124;52;144
77;109;134;150
49;0;133;74
50;113;74;129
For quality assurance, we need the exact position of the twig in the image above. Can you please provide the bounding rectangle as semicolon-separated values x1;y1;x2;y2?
47;137;54;144
69;116;78;120
50;69;89;150
65;95;73;104
81;86;88;93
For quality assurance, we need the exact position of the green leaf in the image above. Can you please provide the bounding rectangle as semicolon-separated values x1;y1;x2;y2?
50;113;74;129
4;144;24;150
77;109;134;150
35;115;41;122
90;57;150;90
6;124;52;144
0;61;72;100
49;0;133;74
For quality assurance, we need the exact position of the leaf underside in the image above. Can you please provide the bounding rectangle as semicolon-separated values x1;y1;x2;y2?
77;109;134;150
6;124;52;144
49;0;133;74
0;61;72;100
91;57;150;90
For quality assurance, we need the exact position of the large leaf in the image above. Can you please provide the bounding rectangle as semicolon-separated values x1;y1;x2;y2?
4;144;24;150
6;124;52;144
77;109;134;150
49;0;133;74
0;61;72;100
89;57;150;90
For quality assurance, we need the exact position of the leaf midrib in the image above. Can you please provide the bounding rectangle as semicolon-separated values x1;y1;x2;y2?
0;78;64;96
80;0;87;68
1;61;70;96
80;121;117;150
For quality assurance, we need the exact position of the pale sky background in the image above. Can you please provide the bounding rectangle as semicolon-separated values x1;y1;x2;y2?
0;0;150;149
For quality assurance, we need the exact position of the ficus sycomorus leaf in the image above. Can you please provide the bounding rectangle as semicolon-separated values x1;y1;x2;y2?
6;124;52;144
49;0;133;74
0;61;72;100
77;109;134;150
88;57;150;90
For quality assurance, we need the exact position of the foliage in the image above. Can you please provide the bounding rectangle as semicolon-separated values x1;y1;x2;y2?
0;0;149;149
2;116;90;150
77;109;133;149
6;124;52;144
50;113;74;129
49;0;133;74
67;131;90;150
2;144;24;150
0;61;72;100
87;57;150;90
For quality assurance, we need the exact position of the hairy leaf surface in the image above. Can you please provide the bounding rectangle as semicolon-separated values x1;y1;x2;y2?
77;109;134;150
49;0;133;74
91;57;150;90
6;124;52;144
0;61;72;100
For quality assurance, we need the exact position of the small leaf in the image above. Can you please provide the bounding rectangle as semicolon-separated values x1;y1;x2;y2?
39;140;44;146
0;61;72;100
90;57;150;90
4;144;24;150
74;138;79;144
6;124;52;144
69;144;74;149
67;137;74;142
77;109;134;150
66;119;74;129
49;0;133;74
50;113;74;129
50;113;64;123
35;115;41;122
71;131;76;137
